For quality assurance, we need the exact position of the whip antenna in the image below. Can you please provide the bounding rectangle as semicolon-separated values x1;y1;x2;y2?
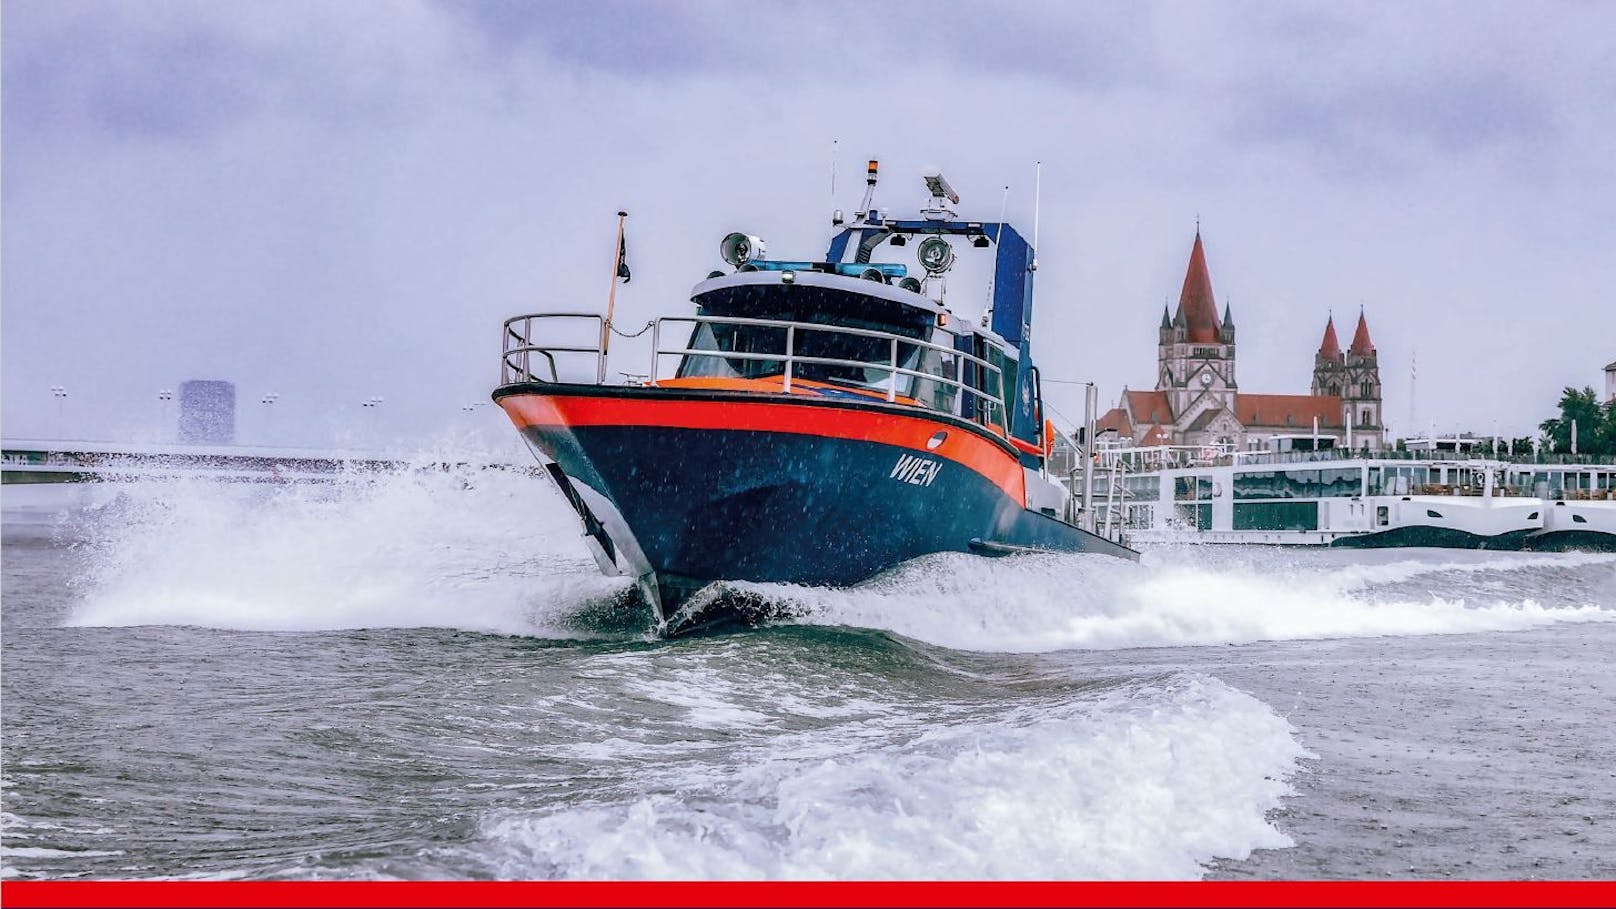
830;140;843;225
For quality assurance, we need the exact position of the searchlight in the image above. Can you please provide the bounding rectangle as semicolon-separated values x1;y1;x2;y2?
720;232;766;266
916;236;955;274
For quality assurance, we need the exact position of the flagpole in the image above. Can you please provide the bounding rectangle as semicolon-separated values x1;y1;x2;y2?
599;210;627;383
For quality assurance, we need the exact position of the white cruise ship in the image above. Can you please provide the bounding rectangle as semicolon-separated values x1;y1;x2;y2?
1083;444;1616;550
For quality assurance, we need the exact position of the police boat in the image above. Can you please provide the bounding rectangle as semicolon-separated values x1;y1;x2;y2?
493;162;1138;634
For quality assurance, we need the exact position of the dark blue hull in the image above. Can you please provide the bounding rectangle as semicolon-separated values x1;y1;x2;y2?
498;386;1135;632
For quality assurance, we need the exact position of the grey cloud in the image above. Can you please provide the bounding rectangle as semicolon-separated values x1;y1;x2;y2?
3;3;419;146
439;0;764;77
439;0;1152;89
1196;2;1565;177
3;9;275;140
1229;70;1554;176
932;6;1152;88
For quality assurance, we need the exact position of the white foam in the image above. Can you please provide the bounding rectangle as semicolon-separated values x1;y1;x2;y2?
1145;545;1616;592
473;674;1306;879
739;549;1616;653
65;461;626;636
60;455;1616;654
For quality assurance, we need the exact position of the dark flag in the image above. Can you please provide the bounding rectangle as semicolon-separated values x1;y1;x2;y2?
616;217;631;283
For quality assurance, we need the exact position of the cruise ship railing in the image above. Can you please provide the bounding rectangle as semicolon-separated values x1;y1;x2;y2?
1098;457;1128;541
501;311;1008;436
1069;454;1132;543
1095;444;1615;472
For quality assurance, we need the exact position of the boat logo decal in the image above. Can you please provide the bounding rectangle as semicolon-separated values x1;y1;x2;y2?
926;431;947;450
890;453;941;487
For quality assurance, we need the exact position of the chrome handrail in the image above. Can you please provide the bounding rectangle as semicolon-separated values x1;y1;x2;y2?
500;310;1011;436
501;313;605;384
649;313;1007;432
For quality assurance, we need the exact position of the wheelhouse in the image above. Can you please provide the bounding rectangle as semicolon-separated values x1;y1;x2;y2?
665;269;1010;423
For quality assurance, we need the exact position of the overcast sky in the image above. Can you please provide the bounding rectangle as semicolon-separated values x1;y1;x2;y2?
4;1;1613;451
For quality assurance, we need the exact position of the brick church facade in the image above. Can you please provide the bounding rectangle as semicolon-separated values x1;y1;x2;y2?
1097;231;1386;452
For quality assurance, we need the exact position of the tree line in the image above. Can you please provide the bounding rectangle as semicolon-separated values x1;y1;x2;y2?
1539;386;1616;456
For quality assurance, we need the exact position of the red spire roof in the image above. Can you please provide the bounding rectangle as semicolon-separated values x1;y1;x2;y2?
1349;310;1375;356
1318;316;1342;359
1177;232;1221;343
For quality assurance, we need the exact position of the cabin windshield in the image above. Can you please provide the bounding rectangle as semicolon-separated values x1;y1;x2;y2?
677;282;964;409
678;319;960;408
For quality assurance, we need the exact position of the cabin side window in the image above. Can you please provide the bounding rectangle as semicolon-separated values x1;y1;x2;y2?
909;346;960;413
678;321;786;379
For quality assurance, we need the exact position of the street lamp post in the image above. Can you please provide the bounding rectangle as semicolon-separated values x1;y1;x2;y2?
361;396;385;450
260;393;280;446
157;389;174;442
50;386;68;438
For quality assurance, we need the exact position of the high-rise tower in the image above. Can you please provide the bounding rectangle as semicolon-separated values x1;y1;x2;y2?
177;379;237;445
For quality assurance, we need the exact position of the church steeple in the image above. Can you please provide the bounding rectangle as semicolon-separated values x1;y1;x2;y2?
1349;309;1375;356
1158;227;1237;435
1317;315;1342;360
1177;231;1221;343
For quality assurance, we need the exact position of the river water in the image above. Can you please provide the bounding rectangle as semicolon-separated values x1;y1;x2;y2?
3;465;1614;880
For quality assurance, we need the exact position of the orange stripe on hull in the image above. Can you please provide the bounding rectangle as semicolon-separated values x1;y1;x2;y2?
500;392;1027;504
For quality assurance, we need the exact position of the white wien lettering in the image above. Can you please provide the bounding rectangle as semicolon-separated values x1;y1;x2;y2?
890;454;916;480
891;454;940;487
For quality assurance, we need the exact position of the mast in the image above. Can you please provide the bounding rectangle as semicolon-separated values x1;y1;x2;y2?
598;211;628;383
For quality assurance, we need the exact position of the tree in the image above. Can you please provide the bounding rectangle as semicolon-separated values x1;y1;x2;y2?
1539;386;1615;455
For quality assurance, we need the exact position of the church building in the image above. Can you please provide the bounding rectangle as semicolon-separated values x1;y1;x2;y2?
1096;230;1386;452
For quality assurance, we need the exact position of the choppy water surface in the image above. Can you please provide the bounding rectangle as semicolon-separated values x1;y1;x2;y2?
3;466;1615;880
